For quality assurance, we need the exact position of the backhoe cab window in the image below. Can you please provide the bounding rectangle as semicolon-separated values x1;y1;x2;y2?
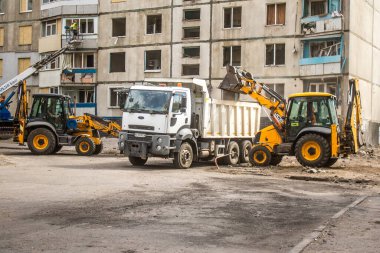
124;89;171;114
288;97;334;127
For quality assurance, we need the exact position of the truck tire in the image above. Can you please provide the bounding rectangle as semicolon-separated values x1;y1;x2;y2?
325;157;338;167
249;145;272;167
27;128;57;155
295;134;330;168
93;143;104;155
52;145;63;154
174;142;193;169
240;140;252;163
225;141;240;165
270;155;283;166
75;137;96;156
129;156;148;166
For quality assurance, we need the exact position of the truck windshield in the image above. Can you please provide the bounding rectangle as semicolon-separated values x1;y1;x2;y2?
124;89;171;114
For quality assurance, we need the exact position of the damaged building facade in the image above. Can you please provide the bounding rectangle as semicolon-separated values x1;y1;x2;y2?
38;0;98;115
0;0;378;145
97;0;380;145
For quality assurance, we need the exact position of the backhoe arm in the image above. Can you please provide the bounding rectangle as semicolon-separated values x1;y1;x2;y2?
342;79;363;154
75;113;121;138
219;66;287;131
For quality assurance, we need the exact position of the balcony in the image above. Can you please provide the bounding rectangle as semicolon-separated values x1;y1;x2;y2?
62;69;96;84
41;0;98;18
38;35;61;53
301;0;343;35
300;38;345;76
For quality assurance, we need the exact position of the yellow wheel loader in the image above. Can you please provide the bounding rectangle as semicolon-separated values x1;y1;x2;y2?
219;66;363;168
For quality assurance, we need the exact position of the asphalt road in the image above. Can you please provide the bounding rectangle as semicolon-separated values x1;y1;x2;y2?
0;142;379;253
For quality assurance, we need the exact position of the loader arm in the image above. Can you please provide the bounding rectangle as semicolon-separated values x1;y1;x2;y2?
341;79;363;155
75;113;121;138
219;66;287;131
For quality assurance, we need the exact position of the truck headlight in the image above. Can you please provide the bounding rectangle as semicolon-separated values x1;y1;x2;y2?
157;137;163;143
156;145;162;151
120;134;126;141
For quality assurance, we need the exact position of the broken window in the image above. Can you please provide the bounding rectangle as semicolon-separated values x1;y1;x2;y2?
310;0;327;16
309;41;339;57
79;88;95;103
267;3;286;25
184;9;201;21
183;47;200;58
109;88;121;107
182;64;200;76
85;54;95;68
147;15;162;34
183;27;200;39
224;7;242;28
110;52;125;73
145;50;161;71
223;46;241;66
112;18;126;37
266;44;285;66
41;54;60;70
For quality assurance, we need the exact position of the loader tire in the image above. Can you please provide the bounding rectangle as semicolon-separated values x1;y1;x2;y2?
295;134;330;168
75;137;96;156
240;140;252;163
129;156;148;166
52;145;63;154
249;145;272;167
27;128;57;155
325;158;339;167
173;142;193;169
270;155;283;166
93;143;104;155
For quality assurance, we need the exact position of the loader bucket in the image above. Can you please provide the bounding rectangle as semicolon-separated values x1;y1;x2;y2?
218;65;244;93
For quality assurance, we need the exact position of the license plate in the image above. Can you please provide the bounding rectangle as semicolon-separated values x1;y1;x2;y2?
135;133;146;138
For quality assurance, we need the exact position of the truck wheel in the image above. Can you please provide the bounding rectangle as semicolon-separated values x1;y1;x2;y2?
174;142;193;169
240;140;252;163
27;128;57;155
93;143;104;155
249;145;272;167
270;155;283;166
52;145;63;154
129;156;148;166
325;158;338;167
295;134;330;168
225;141;240;165
75;137;96;156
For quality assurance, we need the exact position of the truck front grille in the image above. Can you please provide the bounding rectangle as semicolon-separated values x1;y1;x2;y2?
129;125;154;131
127;134;152;142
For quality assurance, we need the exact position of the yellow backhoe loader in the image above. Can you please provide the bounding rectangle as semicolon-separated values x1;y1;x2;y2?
219;66;363;167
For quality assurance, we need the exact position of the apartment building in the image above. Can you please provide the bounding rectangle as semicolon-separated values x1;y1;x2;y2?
38;0;99;115
97;0;380;145
0;0;41;106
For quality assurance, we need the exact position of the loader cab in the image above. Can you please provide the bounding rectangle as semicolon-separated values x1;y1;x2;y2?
285;93;338;142
29;94;72;134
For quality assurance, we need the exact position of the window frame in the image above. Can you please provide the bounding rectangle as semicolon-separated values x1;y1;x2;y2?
183;26;201;39
183;8;201;21
266;3;286;26
108;86;123;108
109;52;126;73
308;0;328;17
20;0;33;13
223;46;242;67
182;64;200;76
0;0;5;14
42;20;57;37
144;50;162;72
265;43;286;67
111;17;126;37
182;46;201;58
146;14;162;35
223;6;242;29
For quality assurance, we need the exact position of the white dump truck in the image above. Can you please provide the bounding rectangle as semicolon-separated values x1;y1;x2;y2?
118;78;261;169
